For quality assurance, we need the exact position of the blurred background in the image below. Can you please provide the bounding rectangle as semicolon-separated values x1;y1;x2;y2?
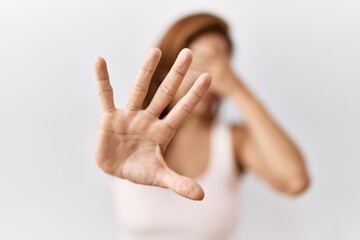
1;0;359;239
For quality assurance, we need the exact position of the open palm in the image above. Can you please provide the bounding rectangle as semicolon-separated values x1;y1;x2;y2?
94;48;212;200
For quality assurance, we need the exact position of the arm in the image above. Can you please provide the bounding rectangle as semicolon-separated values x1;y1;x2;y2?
228;78;310;196
200;52;310;196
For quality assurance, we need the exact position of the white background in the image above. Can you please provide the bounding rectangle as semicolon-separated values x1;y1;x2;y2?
1;0;359;239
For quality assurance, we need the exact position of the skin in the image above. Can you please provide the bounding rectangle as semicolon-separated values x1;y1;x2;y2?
94;33;310;201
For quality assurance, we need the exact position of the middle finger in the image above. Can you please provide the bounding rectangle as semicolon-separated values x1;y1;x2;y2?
146;48;193;117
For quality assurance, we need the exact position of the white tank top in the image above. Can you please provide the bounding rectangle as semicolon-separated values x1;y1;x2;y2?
111;119;242;240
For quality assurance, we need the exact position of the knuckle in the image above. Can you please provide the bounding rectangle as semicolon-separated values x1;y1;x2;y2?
174;67;186;77
162;120;176;131
146;106;159;117
104;106;116;113
126;104;139;111
175;178;194;196
133;83;147;93
142;64;155;74
190;89;202;101
96;77;109;82
180;102;192;114
98;88;113;96
160;84;176;97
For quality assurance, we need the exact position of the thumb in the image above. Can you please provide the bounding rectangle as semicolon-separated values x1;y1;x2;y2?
156;167;205;201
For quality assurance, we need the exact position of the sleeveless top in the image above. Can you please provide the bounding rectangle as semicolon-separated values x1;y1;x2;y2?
111;119;242;240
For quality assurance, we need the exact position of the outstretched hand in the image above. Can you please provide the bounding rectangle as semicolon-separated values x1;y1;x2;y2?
94;48;212;200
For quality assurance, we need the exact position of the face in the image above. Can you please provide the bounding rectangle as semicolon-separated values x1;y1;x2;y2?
170;32;230;118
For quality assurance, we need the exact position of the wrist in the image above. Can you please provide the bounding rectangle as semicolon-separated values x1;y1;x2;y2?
227;77;248;99
227;78;263;111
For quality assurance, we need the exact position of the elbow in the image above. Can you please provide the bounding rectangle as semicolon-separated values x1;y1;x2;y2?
280;175;311;196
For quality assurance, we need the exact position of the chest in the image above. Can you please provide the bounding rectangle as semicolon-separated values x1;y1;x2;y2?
164;128;211;179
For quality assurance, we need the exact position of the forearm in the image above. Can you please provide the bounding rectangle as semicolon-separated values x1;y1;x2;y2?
229;80;309;184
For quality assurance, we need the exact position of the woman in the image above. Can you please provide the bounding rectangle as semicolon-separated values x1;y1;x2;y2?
94;13;310;240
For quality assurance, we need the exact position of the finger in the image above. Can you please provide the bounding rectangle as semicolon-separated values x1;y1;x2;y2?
146;48;193;117
163;73;212;130
156;167;205;201
126;48;162;111
94;57;115;112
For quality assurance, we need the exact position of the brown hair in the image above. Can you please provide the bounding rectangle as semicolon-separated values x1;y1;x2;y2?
143;13;233;118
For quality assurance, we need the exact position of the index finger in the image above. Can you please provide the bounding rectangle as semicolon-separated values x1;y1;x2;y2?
126;48;161;111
